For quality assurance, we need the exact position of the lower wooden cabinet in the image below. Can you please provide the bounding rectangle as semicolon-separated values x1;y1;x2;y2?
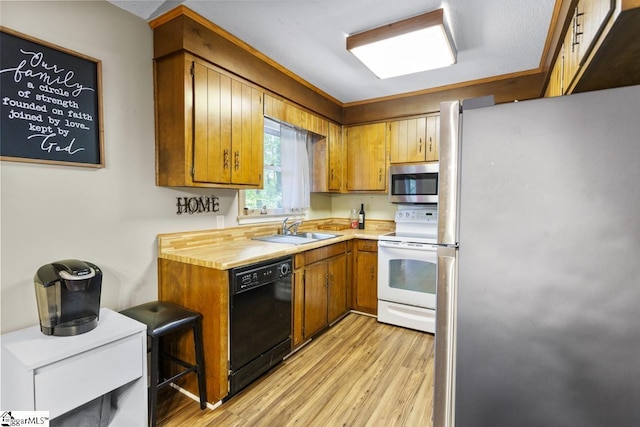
158;258;229;402
293;242;349;346
352;239;378;315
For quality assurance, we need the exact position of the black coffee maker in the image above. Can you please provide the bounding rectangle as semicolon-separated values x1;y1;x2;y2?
34;259;103;336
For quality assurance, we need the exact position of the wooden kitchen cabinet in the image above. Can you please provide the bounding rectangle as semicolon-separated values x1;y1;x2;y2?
562;12;582;95
327;254;348;323
158;258;229;402
545;48;564;97
293;242;349;344
264;94;344;193
327;122;344;192
263;93;328;136
155;53;263;188
388;117;425;164
312;121;344;192
425;115;440;162
574;0;615;69
546;0;618;97
345;123;387;192
388;114;439;164
352;239;378;315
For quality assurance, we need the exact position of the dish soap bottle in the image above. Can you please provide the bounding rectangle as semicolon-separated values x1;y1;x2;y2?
358;203;365;229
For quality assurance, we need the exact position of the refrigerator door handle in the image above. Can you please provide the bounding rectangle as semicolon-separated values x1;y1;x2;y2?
438;100;461;246
434;246;458;427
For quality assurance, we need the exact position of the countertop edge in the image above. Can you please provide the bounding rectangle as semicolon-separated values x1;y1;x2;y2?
158;230;384;270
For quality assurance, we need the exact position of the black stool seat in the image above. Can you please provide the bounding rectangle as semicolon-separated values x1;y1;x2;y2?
121;301;201;337
121;301;207;427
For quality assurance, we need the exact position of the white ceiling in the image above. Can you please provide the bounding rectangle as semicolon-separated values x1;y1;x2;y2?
108;0;557;104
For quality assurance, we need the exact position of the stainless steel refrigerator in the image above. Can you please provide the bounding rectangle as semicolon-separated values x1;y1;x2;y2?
434;85;640;427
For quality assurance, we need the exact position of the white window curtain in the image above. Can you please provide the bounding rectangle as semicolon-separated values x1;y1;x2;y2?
280;124;310;212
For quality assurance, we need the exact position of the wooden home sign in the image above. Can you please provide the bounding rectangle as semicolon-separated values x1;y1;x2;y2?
0;27;104;167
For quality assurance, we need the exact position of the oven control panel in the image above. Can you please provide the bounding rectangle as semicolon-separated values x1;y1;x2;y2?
392;208;439;241
395;208;438;224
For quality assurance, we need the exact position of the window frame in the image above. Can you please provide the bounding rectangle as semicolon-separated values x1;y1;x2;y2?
237;117;308;225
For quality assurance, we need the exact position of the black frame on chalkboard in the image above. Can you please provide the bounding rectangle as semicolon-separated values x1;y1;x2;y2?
0;27;104;168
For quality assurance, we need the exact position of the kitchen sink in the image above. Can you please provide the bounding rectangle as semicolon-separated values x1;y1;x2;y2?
252;232;340;245
295;232;339;240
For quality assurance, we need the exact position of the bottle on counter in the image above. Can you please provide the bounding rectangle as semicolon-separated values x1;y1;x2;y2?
358;203;365;229
350;209;359;229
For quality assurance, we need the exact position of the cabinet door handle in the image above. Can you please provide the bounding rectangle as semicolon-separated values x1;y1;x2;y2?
571;7;584;52
325;274;329;288
330;168;334;181
419;137;422;153
234;151;240;170
378;168;382;183
223;149;230;169
370;266;375;280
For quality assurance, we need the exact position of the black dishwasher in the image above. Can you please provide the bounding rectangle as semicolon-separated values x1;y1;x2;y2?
228;256;292;397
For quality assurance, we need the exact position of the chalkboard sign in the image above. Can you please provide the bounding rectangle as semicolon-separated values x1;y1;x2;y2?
0;27;104;167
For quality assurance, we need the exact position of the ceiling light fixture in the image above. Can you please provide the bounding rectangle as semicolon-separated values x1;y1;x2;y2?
346;8;457;79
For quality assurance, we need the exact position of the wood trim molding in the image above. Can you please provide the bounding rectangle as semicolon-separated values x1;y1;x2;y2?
148;2;575;124
342;71;546;124
150;6;342;107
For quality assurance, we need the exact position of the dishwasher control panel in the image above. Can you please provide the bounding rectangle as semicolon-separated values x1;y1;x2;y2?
231;256;293;294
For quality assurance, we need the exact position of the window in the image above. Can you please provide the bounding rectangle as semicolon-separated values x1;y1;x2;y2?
239;118;310;222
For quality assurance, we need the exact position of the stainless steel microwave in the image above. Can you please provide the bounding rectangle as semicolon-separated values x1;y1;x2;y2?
388;163;439;204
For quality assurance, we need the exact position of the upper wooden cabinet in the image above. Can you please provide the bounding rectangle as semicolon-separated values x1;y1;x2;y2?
546;0;640;97
311;122;344;193
565;0;614;93
345;123;387;192
545;49;564;98
388;115;439;164
327;123;344;192
263;94;344;193
155;53;263;188
263;94;328;136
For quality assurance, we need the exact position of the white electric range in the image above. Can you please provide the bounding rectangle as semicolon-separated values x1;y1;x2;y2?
377;207;438;333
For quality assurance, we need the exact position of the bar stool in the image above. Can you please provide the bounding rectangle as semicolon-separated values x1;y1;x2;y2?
120;301;207;427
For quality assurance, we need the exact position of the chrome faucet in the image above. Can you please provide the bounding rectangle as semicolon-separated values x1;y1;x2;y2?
282;217;302;235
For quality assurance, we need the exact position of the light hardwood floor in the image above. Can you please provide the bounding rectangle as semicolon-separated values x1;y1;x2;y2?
157;313;434;426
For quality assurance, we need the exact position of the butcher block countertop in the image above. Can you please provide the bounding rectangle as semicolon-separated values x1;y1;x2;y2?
158;218;394;270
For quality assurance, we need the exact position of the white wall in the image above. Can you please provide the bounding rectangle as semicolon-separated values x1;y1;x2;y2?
330;194;396;222
0;1;397;334
0;1;238;333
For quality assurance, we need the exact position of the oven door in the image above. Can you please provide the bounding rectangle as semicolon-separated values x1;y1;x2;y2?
378;240;437;309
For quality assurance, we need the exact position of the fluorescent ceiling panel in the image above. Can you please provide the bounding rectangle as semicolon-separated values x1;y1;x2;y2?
347;9;457;79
